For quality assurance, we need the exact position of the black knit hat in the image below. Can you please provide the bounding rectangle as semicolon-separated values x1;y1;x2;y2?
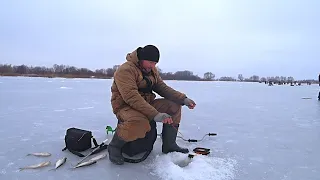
137;45;160;62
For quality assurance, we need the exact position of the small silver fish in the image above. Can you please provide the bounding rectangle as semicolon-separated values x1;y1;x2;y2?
19;161;51;171
49;157;67;171
71;160;97;169
26;152;51;157
88;153;107;162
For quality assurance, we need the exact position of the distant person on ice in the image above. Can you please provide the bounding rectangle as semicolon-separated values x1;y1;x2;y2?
318;73;320;100
108;45;196;165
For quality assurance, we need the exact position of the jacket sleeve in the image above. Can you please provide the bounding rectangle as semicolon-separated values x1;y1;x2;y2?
114;65;159;120
153;74;187;105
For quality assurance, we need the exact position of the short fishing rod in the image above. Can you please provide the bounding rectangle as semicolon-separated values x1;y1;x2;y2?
157;123;217;143
107;124;217;142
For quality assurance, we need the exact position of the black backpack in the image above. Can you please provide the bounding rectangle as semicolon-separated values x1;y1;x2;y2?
62;127;100;157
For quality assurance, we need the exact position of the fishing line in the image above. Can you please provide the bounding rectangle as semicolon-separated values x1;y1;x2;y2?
157;123;217;143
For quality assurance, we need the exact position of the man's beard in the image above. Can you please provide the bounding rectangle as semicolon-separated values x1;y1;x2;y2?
144;68;152;72
141;67;152;73
138;62;152;73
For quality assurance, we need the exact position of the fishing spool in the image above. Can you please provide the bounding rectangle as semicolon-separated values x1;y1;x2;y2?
188;147;211;158
193;147;210;155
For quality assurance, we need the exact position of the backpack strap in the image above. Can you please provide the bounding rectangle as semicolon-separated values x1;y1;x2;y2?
68;149;85;157
62;146;85;157
92;137;99;148
91;144;109;155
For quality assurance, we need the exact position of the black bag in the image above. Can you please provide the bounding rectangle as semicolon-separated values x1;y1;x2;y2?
121;120;157;163
62;127;99;157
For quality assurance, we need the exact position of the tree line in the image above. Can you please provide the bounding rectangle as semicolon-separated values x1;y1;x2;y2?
0;64;318;84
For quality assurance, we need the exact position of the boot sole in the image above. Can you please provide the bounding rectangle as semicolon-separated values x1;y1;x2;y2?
109;158;124;165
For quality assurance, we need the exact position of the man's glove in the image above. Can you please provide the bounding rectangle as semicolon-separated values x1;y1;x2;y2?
184;97;196;109
154;113;173;124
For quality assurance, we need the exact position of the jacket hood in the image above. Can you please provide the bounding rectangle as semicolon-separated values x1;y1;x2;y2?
126;49;139;66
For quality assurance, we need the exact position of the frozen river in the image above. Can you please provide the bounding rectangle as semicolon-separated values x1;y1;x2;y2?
0;76;319;180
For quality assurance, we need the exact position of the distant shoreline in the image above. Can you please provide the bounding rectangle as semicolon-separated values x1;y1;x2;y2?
0;73;212;81
1;64;319;84
1;74;319;85
0;73;111;79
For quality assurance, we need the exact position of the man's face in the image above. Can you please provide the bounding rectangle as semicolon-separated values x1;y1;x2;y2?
140;60;157;73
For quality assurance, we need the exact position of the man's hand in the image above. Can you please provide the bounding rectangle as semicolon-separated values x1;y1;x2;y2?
153;113;173;124
184;97;196;109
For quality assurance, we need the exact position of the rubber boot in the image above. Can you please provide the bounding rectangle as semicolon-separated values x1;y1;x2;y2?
108;132;126;165
162;124;189;154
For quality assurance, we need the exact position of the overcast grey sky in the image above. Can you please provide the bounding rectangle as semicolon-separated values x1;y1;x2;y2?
0;0;319;79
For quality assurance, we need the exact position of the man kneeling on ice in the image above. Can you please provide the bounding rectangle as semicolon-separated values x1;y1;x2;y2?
108;45;196;165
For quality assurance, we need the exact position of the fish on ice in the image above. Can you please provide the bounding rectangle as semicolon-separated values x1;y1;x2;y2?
88;153;107;162
71;160;97;169
49;157;67;171
19;161;51;171
27;152;51;157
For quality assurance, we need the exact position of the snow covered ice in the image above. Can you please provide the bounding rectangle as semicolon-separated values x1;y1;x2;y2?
1;76;320;180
